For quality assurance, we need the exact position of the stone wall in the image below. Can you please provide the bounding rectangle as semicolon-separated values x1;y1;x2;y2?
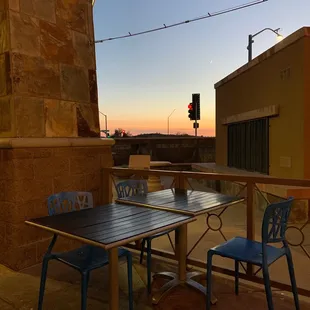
0;140;113;270
0;1;113;271
0;0;99;138
112;137;215;166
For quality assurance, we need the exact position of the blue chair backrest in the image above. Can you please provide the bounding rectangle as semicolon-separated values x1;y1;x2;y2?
261;197;294;244
47;192;93;216
116;179;148;198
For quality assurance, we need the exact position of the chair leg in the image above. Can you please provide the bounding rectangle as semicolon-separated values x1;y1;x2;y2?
38;256;50;310
127;253;134;310
235;260;239;295
262;263;274;310
206;251;213;310
286;249;300;310
140;239;146;264
81;271;90;310
146;239;152;294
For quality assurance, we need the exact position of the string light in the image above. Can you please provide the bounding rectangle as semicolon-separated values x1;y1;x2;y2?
95;0;268;44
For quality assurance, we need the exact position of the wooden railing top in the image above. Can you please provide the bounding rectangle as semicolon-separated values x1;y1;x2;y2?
103;167;310;188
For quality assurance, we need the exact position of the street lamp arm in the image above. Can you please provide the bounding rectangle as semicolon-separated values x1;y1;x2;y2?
252;27;280;38
247;27;282;62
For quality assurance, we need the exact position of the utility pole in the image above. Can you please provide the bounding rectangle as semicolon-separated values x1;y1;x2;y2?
167;109;176;135
194;102;198;137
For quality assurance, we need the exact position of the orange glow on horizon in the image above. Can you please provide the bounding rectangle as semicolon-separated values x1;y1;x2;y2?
100;118;215;136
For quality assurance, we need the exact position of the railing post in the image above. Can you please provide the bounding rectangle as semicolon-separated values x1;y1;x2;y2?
246;181;255;276
101;168;113;205
174;174;186;190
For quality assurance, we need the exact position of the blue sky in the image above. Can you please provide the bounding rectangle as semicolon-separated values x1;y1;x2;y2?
93;0;310;136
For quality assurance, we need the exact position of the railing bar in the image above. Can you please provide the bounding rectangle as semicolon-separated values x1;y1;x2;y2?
254;184;270;205
218;206;228;217
167;233;175;253
219;229;227;242
187;228;210;257
105;167;310;187
170;179;176;189
235;183;247;198
254;267;262;276
185;177;194;190
240;262;247;273
300;222;308;230
300;245;310;259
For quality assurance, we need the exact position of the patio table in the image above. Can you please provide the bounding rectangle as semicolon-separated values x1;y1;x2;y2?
116;188;245;305
25;203;195;310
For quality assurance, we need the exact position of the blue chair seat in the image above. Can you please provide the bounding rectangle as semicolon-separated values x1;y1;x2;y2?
53;245;129;271
211;236;286;266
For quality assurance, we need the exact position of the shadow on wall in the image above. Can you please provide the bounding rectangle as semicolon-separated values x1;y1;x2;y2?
112;137;215;166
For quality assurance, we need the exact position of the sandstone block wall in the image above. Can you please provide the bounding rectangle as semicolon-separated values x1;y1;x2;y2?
0;144;113;270
0;0;99;138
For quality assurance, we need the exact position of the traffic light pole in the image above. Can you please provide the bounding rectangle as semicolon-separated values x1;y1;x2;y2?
194;102;198;137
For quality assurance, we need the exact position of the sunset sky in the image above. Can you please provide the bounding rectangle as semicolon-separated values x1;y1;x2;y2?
93;0;310;136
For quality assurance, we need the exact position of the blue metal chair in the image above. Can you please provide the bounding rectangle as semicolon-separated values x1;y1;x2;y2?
116;180;175;294
206;197;299;310
38;192;133;310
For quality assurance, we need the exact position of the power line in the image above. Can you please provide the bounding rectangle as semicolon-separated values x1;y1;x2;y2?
95;0;268;44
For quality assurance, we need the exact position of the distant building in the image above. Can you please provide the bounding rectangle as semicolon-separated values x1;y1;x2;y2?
215;27;310;179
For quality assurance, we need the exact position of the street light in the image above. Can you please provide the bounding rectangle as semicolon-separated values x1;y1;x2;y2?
247;27;283;62
99;111;108;137
167;109;176;135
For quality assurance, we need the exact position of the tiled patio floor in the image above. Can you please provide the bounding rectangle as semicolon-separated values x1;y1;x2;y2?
0;253;308;309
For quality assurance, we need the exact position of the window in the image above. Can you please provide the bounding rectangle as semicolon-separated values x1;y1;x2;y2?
227;118;269;174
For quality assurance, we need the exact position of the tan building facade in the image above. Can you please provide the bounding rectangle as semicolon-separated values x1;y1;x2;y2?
215;27;310;180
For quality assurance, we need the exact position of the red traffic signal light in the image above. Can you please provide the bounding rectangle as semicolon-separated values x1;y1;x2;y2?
188;103;194;120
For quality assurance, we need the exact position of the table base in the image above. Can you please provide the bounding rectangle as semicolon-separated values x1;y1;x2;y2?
151;271;218;305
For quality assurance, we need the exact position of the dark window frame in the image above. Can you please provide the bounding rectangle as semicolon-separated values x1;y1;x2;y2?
227;118;269;174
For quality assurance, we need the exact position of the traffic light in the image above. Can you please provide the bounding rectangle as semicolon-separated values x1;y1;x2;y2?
192;93;200;120
188;103;194;120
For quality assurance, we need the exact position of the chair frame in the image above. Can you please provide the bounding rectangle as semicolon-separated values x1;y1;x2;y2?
116;179;174;294
38;192;133;310
206;197;299;310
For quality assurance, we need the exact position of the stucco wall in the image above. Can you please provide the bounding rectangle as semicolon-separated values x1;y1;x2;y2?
216;34;307;179
304;36;310;178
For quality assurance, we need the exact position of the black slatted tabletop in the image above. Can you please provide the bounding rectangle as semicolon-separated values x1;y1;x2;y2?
25;203;195;249
116;189;244;215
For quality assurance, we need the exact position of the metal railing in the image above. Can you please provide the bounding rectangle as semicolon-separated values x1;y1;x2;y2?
101;167;310;297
